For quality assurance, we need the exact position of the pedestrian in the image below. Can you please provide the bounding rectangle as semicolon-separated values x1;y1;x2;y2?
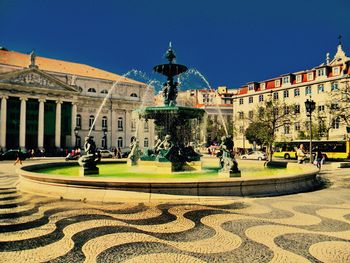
114;148;117;157
315;148;323;169
13;149;22;166
117;147;122;159
297;144;306;164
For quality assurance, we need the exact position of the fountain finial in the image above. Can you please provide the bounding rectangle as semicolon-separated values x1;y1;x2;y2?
166;42;176;63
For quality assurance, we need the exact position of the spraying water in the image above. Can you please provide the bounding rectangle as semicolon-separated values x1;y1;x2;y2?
178;68;229;136
88;69;137;136
133;79;157;138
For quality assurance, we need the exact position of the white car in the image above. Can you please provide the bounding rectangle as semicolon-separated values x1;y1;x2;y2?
240;151;267;161
99;149;114;158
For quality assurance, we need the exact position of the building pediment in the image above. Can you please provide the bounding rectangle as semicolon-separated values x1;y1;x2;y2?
0;68;79;93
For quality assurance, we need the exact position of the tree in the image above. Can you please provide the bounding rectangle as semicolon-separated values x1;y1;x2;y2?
329;79;350;126
245;99;295;161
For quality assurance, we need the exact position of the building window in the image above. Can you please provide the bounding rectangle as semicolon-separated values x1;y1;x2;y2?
131;119;136;131
331;82;338;91
102;116;108;129
117;117;123;131
283;90;289;98
239;98;244;105
239;126;244;133
76;114;81;129
305;86;312;95
248;111;253;119
332;117;340;129
307;72;314;81
283;76;290;84
275;79;281;87
248;84;254;91
101;89;108;94
238;112;244;119
284;106;289;115
318;105;325;112
102;137;106;149
87;88;96;93
117;137;123;148
333;67;340;76
248;97;253;103
273;92;279;100
295;122;300;131
144;138;149;148
144;121;149;132
294;104;300;114
294;88;300;97
296;75;302;83
130;93;138;97
317;68;325;77
89;115;95;130
260;83;266;90
317;84;324;93
331;103;339;110
259;94;264;102
284;124;290;134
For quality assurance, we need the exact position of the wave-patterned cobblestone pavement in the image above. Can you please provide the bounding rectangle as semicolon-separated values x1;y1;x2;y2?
1;163;350;262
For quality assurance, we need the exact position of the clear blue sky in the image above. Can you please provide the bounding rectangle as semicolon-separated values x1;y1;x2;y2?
1;0;349;89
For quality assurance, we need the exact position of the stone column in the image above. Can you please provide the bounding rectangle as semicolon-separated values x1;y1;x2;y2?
55;100;62;148
38;98;45;149
0;96;8;149
71;102;77;147
19;97;27;149
125;110;131;148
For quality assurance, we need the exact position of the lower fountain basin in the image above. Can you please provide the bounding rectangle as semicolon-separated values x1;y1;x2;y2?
16;159;321;202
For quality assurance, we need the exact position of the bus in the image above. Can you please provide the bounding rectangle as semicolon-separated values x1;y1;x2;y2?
273;140;350;160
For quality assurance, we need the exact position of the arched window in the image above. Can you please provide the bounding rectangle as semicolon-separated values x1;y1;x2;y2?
144;121;149;132
76;114;81;129
89;115;95;130
117;137;123;148
144;138;149;148
130;93;138;97
87;88;97;93
118;117;123;131
101;89;108;94
102;116;108;129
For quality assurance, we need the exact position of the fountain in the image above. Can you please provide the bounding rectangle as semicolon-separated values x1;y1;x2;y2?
129;43;234;173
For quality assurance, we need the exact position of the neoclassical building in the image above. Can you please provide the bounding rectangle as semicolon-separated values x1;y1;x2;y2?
0;48;154;152
233;43;350;149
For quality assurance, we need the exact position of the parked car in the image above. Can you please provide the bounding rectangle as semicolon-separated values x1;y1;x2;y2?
240;151;267;161
0;149;28;161
99;149;114;158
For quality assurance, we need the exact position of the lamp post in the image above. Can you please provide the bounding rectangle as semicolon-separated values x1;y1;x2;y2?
305;99;316;163
103;128;107;149
74;127;78;148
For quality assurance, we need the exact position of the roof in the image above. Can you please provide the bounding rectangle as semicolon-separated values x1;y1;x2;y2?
0;49;144;85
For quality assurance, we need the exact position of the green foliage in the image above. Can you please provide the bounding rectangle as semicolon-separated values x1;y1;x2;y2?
245;121;272;146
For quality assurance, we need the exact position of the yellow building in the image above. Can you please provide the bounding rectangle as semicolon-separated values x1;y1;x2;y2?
233;43;350;149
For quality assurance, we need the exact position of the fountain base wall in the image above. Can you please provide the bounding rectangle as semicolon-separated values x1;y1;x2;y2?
16;161;321;202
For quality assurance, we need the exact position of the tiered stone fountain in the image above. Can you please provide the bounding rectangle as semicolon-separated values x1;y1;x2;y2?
130;43;206;172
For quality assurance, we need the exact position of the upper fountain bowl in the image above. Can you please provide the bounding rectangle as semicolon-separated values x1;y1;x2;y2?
153;64;188;78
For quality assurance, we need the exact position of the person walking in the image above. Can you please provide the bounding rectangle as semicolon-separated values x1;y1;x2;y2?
315;148;323;169
297;144;306;164
13;149;23;165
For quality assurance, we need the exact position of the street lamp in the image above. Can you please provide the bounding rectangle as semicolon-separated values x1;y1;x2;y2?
74;127;79;148
305;99;316;163
102;128;107;149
